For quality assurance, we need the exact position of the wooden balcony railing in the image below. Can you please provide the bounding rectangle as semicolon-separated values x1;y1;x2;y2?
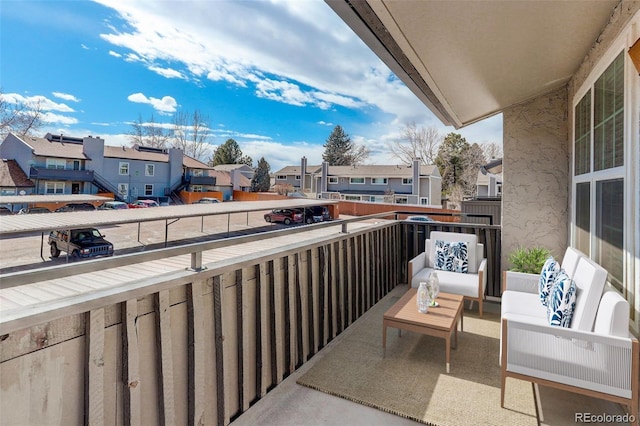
0;216;501;425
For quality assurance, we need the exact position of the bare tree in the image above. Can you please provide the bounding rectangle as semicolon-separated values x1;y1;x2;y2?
351;144;371;165
481;142;503;160
0;90;44;139
172;109;212;161
128;113;172;149
388;122;442;165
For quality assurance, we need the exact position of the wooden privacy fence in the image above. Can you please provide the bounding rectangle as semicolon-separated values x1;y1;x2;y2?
0;223;403;426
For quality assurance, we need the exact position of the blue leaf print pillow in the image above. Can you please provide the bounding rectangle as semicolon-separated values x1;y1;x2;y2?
538;256;560;307
434;240;468;273
546;270;577;328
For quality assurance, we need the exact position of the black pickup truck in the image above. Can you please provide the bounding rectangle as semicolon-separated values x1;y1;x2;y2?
48;228;114;259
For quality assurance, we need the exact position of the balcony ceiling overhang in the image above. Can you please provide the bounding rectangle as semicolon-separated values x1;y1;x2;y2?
327;0;618;128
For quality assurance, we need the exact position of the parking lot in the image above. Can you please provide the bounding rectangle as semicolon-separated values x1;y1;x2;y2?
0;209;299;274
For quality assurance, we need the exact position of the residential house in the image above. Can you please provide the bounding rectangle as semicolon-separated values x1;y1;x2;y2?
0;133;211;204
476;158;502;198
315;158;442;206
212;164;254;181
272;157;321;193
328;0;640;331
0;158;34;197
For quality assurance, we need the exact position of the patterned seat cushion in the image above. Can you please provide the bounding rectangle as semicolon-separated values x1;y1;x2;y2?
547;269;577;327
434;240;468;273
538;256;560;307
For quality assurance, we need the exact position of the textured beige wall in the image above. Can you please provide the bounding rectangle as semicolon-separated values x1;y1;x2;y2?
502;87;569;269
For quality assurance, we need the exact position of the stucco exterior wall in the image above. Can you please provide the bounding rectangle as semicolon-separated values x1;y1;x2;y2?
502;86;569;268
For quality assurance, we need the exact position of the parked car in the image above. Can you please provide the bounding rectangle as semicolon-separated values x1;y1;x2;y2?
98;201;129;210
301;208;323;224
48;228;114;259
0;206;13;215
17;207;51;214
264;208;303;225
309;205;331;221
406;215;434;222
194;197;220;204
128;199;159;208
54;203;96;212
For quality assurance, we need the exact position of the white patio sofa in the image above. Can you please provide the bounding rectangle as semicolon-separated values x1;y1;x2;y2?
408;231;487;317
500;247;639;420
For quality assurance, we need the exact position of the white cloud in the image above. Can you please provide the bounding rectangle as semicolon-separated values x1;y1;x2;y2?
108;50;122;58
127;92;177;114
42;112;79;125
318;121;333;127
240;140;325;171
93;0;428;122
52;92;80;102
148;65;186;80
2;93;75;113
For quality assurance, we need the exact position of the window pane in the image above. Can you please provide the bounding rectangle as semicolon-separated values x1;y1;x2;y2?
596;179;623;291
574;92;591;175
594;51;624;171
575;182;590;255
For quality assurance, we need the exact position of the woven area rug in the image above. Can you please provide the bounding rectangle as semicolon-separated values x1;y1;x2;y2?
297;286;538;425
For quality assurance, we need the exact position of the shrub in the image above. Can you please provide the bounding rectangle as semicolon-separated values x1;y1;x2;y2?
508;247;552;274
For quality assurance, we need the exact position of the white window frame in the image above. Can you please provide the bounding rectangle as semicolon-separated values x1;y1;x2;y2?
395;196;408;204
144;184;153;196
145;164;155;177
276;175;287;180
295;175;301;180
328;177;338;184
193;169;203;177
343;195;361;201
45;181;65;194
570;23;638;314
46;158;66;169
192;185;203;192
420;197;429;205
118;183;129;200
349;177;365;184
119;162;130;175
371;177;388;185
402;178;412;185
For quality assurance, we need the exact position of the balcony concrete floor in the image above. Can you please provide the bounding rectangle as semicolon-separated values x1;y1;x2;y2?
232;287;630;426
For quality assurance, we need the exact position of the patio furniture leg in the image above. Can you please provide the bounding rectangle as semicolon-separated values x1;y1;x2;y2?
446;334;451;373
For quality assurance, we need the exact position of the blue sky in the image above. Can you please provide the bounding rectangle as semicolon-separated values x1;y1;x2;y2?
1;0;502;171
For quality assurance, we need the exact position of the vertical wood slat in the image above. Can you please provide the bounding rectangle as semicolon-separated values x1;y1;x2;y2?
338;240;346;334
213;276;226;426
255;264;264;398
187;282;205;426
267;261;277;389
317;246;326;349
86;308;105;426
294;253;304;368
122;299;141;426
306;250;315;359
155;290;176;426
234;269;244;412
327;243;334;341
351;236;358;321
273;259;284;383
281;257;292;377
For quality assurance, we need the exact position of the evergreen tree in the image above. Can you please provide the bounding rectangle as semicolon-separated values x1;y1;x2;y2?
210;138;253;166
322;125;354;166
251;157;271;192
435;132;468;193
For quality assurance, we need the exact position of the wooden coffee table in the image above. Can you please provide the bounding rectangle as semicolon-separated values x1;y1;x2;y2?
383;289;464;373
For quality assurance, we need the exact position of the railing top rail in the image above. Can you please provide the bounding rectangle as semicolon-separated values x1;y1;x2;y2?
0;211;498;288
